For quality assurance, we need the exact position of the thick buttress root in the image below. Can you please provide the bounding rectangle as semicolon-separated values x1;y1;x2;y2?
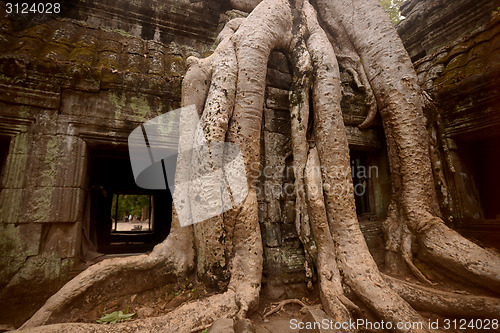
21;0;500;331
21;209;195;329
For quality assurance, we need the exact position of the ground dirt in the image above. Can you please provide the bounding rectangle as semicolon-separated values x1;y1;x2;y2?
47;255;498;333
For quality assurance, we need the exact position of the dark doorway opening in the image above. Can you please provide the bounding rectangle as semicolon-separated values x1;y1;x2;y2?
87;144;172;254
350;150;370;215
0;136;11;188
458;133;500;220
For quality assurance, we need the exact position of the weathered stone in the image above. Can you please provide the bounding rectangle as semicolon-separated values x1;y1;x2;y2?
281;247;306;274
41;223;80;258
0;255;72;326
263;247;282;274
344;126;380;150
258;202;268;222
262;222;282;248
266;87;290;111
281;223;299;241
137;307;156;318
262;277;286;300
282;200;296;224
268;52;290;73
0;0;234;325
266;68;292;90
398;0;499;61
264;109;291;135
234;319;257;333
299;308;336;333
208;318;235;333
0;189;24;223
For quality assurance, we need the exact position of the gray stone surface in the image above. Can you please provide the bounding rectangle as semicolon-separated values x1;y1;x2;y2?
208;318;235;333
234;319;257;333
299;308;336;333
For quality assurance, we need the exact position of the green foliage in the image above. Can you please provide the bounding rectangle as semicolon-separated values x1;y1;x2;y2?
97;310;135;324
379;0;405;25
111;194;151;220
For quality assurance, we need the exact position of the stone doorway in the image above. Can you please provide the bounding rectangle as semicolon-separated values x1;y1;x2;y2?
0;135;10;185
86;145;172;255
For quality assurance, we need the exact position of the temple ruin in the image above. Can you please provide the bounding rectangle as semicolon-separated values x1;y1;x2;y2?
0;0;499;327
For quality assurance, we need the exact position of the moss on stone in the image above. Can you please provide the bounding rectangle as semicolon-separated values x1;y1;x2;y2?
109;92;127;120
130;95;152;121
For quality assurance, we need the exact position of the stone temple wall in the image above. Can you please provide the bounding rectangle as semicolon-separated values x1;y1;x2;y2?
3;0;498;327
397;0;500;245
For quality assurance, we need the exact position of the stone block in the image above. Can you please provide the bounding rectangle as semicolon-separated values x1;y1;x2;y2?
281;247;305;273
267;200;281;223
263;181;285;201
266;87;289;111
345;126;380;150
24;187;85;223
208;318;234;333
24;135;87;189
0;189;24;223
300;308;336;333
0;255;25;289
234;319;256;333
0;254;72;325
281;223;299;241
262;222;281;247
262;277;285;300
50;188;86;222
264;109;291;135
264;131;290;166
53;136;87;188
282;200;296;224
263;247;282;274
266;68;292;90
1;137;29;189
268;52;290;73
0;223;41;258
258;202;267;222
0;82;60;110
41;222;80;258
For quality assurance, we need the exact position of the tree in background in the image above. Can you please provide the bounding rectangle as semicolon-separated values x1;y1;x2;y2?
111;194;150;221
380;0;405;24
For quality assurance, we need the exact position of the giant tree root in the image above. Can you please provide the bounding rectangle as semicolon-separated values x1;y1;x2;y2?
262;299;308;320
384;274;500;319
21;212;195;329
17;292;238;333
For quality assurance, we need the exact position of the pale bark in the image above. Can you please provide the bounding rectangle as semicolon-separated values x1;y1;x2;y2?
314;0;500;292
190;35;237;286
222;0;293;318
305;3;429;331
385;274;500;319
305;148;357;322
288;17;316;285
